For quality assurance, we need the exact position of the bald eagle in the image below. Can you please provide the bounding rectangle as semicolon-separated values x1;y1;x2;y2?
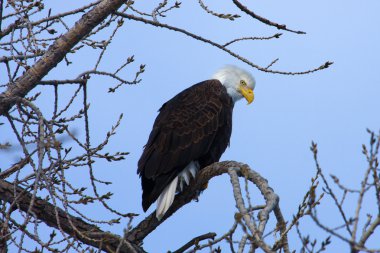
138;65;255;220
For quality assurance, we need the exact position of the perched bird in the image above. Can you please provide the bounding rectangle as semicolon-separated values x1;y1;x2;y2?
138;65;255;220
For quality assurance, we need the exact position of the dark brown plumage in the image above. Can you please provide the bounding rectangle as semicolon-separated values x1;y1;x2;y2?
138;79;233;212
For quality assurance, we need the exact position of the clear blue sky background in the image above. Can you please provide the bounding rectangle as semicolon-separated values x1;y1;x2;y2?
1;0;380;252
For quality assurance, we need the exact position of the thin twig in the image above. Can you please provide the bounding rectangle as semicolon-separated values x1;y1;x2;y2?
232;0;305;34
116;12;333;75
223;33;282;47
171;232;216;253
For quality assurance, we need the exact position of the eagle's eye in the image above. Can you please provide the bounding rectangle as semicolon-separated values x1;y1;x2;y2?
240;80;246;86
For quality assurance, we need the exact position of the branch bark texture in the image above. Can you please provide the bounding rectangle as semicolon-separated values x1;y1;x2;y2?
0;0;126;116
127;161;288;252
0;179;143;253
0;161;287;252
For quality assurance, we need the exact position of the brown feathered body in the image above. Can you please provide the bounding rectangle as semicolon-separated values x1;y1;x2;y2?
138;79;233;211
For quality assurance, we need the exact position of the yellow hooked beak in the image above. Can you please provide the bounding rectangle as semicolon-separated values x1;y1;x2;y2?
239;85;254;104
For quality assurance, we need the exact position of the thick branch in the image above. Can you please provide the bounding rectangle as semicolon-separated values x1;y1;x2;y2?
0;0;127;116
127;161;289;252
228;168;274;253
0;179;144;253
0;160;286;252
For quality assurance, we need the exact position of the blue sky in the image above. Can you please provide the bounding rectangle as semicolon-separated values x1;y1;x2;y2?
1;0;380;252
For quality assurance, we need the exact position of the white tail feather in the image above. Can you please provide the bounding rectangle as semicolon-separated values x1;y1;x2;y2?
182;171;190;185
189;165;198;178
156;176;178;220
155;161;200;220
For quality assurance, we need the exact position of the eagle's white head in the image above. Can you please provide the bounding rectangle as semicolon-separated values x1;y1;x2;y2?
212;65;255;104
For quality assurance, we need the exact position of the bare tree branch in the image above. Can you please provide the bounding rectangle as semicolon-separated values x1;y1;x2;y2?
171;232;216;253
127;161;289;252
0;154;32;179
116;12;333;76
223;33;282;47
1;1;354;252
232;0;305;34
198;0;240;20
0;0;127;116
0;178;144;253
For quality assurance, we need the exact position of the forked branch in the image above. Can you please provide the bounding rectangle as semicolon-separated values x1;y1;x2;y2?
0;161;288;252
128;161;289;253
